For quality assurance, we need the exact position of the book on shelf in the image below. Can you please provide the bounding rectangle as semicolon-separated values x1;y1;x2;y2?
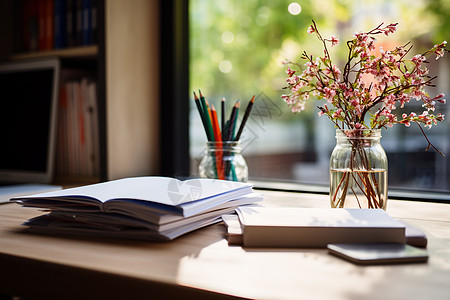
236;207;406;248
11;176;262;241
54;0;67;49
56;70;99;179
37;0;54;50
16;0;97;53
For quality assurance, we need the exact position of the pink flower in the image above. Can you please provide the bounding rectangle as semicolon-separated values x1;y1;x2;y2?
383;23;398;35
350;98;359;107
286;67;296;77
432;93;446;104
323;87;336;102
318;105;329;116
411;54;425;65
324;64;342;78
329;35;339;47
354;105;364;116
400;113;413;127
332;108;343;118
286;75;298;85
383;94;396;111
307;25;315;34
291;80;306;92
398;93;410;108
434;41;447;60
332;64;342;77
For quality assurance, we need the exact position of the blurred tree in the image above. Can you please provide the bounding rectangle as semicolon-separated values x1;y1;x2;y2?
190;0;318;102
189;0;450;110
425;0;450;42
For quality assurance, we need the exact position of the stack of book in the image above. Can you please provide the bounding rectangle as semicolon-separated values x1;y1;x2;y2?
223;207;427;248
17;0;97;52
12;177;262;241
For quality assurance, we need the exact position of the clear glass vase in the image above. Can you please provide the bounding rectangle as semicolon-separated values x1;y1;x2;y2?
330;129;388;209
199;141;248;182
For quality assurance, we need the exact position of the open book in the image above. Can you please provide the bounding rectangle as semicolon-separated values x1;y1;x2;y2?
12;177;261;241
13;176;253;219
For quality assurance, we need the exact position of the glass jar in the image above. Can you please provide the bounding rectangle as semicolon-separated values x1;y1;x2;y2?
199;141;248;182
330;129;388;209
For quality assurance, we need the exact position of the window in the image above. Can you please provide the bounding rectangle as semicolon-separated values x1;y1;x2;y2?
188;0;450;200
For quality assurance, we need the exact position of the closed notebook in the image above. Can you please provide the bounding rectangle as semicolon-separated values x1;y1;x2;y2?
237;207;406;248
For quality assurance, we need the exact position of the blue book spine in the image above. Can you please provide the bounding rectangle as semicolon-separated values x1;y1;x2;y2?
82;0;92;45
54;0;67;49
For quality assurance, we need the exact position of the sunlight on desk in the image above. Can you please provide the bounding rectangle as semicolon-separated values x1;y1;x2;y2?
176;237;391;300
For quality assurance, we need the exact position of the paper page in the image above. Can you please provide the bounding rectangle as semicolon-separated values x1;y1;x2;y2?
237;207;405;228
15;176;252;206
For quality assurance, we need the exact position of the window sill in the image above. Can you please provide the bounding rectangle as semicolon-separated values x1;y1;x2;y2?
250;179;450;203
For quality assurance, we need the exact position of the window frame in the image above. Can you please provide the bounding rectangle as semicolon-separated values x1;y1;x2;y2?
159;0;190;178
161;0;449;203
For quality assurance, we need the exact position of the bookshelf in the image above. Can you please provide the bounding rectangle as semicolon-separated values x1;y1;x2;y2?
10;45;98;60
0;0;160;183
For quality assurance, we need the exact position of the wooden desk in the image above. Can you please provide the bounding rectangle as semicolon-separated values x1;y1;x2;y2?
1;190;450;300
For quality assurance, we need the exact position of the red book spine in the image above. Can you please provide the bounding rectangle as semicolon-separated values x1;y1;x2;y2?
45;0;54;50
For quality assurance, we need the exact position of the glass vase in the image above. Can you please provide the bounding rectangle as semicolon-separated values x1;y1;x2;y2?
199;141;248;182
330;129;388;209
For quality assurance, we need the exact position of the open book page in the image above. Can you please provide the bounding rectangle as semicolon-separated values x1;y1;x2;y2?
12;177;253;206
172;188;258;217
105;193;263;224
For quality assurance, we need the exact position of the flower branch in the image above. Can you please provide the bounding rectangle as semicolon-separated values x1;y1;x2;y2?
282;20;447;139
282;21;447;209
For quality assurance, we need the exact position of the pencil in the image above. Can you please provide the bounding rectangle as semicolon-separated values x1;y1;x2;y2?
210;105;222;142
194;91;211;140
199;90;215;141
222;120;230;141
211;104;225;179
205;99;213;126
227;100;240;141
234;95;255;141
221;97;226;132
223;104;234;141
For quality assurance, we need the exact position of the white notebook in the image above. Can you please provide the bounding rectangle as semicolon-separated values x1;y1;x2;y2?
237;207;406;248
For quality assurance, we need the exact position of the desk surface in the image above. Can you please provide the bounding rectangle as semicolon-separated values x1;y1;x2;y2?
1;190;450;300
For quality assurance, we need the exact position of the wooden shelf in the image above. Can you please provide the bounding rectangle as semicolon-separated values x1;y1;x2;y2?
0;0;160;182
9;45;98;60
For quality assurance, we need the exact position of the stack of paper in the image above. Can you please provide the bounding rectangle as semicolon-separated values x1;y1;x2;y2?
11;177;262;241
232;207;409;248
